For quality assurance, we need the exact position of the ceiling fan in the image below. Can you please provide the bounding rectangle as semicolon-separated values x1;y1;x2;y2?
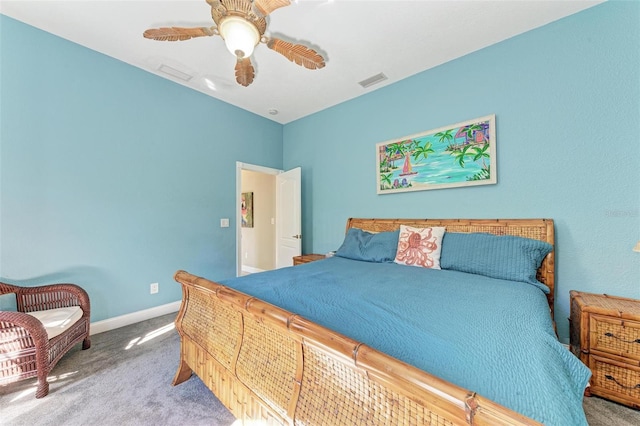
143;0;326;87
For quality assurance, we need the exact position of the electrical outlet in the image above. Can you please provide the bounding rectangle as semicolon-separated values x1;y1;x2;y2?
150;282;159;294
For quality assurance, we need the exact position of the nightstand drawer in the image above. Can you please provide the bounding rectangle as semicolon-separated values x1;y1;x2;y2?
589;355;640;409
590;314;640;361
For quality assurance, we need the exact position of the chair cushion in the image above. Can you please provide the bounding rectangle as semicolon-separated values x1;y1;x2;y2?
27;306;84;340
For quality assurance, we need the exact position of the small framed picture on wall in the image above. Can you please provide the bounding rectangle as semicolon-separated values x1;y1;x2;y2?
241;192;254;228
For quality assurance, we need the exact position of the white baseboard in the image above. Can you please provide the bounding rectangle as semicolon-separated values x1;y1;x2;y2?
90;300;181;335
241;265;266;274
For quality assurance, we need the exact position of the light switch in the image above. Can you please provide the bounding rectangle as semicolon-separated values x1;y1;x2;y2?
220;218;230;228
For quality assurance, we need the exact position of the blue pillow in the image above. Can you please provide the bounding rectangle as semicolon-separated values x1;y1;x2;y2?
335;228;400;263
439;232;553;292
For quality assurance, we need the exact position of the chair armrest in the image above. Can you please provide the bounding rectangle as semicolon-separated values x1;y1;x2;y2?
0;310;50;353
9;283;90;315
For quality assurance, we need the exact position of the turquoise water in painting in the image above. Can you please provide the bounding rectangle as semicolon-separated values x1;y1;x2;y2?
385;143;484;187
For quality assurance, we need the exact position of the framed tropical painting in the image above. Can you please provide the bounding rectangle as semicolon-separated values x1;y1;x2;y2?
376;114;496;194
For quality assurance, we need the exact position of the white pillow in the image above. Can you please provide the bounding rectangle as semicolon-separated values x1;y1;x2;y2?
394;225;446;269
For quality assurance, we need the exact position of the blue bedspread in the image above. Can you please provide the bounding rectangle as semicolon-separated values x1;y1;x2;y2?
220;257;590;425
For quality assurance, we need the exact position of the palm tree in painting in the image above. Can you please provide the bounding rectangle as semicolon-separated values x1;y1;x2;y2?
452;144;474;168
379;144;391;173
380;173;393;190
385;142;404;169
412;141;435;162
379;157;390;173
451;142;492;181
434;129;454;148
471;143;491;170
386;140;416;168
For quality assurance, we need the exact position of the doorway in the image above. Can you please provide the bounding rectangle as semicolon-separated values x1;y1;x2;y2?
236;162;279;277
235;162;302;277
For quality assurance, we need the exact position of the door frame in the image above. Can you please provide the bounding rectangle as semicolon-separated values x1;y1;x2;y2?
235;161;282;277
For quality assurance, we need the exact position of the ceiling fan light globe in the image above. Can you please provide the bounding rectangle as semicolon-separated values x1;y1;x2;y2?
219;16;259;59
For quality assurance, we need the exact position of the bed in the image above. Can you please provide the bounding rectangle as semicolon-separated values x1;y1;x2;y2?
172;218;590;425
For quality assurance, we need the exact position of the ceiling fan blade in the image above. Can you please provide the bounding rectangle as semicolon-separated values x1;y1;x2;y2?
143;26;216;41
253;0;291;17
267;38;326;70
235;57;255;87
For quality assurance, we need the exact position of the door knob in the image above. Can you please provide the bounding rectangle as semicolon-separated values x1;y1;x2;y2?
292;234;302;239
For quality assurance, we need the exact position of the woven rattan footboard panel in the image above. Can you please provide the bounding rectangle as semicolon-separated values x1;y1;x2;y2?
172;269;540;426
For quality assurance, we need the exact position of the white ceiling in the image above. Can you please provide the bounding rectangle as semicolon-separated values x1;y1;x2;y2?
1;0;603;124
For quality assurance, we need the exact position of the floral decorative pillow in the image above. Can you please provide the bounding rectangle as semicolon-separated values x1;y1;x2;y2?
394;225;446;269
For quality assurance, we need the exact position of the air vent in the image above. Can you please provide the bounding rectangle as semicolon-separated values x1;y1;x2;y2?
158;64;193;82
358;72;388;88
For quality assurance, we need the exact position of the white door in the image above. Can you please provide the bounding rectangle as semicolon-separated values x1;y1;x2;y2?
276;167;301;268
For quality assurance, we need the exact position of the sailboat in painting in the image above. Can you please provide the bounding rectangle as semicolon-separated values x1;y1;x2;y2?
399;154;418;177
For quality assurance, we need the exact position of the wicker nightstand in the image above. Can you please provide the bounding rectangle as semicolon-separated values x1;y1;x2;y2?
569;290;640;409
292;254;326;265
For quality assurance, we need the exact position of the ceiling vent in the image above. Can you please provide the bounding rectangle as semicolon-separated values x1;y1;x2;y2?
158;64;193;82
358;72;388;89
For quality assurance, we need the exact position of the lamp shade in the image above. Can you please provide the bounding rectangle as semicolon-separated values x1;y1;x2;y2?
634;241;640;252
219;16;259;59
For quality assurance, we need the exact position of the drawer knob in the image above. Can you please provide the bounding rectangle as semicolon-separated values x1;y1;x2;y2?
604;332;640;344
605;375;640;390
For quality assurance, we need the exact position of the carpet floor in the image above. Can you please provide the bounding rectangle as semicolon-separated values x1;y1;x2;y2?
1;313;235;426
2;312;640;425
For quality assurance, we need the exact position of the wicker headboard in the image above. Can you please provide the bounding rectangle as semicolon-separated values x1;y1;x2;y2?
346;218;556;320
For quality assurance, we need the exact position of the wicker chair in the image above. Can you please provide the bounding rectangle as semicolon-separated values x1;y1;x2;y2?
0;281;91;398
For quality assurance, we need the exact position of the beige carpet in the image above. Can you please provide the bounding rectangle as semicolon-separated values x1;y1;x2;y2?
2;312;640;425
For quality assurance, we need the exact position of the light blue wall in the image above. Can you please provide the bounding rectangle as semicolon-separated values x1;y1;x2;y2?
1;3;638;341
0;16;283;321
283;1;640;342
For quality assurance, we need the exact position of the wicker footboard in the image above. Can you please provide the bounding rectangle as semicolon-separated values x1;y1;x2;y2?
172;270;539;426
